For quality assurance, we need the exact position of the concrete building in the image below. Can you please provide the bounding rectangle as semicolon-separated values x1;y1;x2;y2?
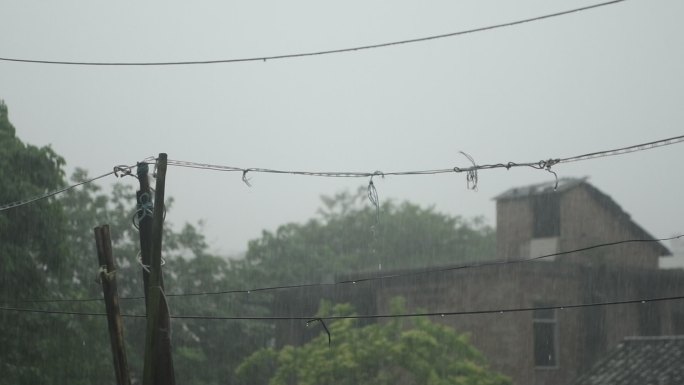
274;178;684;385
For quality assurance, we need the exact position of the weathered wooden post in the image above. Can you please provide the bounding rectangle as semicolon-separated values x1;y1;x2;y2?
141;153;175;385
94;224;131;385
136;162;155;309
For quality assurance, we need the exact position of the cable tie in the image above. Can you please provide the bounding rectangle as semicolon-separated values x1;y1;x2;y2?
459;151;478;190
242;169;252;187
137;251;151;273
113;165;136;179
537;158;560;190
367;174;381;225
95;265;115;283
306;318;331;347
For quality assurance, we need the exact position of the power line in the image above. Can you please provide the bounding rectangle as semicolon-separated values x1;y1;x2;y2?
163;235;684;298
172;295;684;321
2;134;682;212
1;294;682;321
0;163;144;212
560;134;684;163
166;134;684;181
0;169;116;212
12;234;682;304
0;0;626;67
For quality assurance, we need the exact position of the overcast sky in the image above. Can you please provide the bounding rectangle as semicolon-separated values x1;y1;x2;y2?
1;0;682;255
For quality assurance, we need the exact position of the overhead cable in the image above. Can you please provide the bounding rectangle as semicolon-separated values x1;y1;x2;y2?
0;161;152;212
0;169;116;212
1;294;682;321
0;0;625;67
560;134;684;163
166;134;684;181
1;134;682;211
12;234;682;304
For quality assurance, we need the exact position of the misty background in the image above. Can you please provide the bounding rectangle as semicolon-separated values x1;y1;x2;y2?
1;0;682;255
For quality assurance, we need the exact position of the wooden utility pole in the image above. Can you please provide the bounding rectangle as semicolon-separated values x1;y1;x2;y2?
141;153;176;385
94;224;131;385
136;162;154;308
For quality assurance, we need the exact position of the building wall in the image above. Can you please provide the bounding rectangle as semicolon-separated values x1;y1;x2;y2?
372;264;584;385
496;184;661;268
274;182;679;385
496;198;533;260
559;186;658;269
370;263;684;385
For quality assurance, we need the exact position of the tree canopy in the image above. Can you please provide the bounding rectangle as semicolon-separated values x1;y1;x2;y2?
0;100;500;385
0;100;67;301
238;188;495;286
236;299;511;385
0;101;74;384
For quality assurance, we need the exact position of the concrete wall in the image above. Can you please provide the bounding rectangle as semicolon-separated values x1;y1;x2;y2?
370;263;684;385
274;182;679;385
496;184;661;268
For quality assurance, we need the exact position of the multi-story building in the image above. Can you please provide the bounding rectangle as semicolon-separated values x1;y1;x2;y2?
274;178;684;385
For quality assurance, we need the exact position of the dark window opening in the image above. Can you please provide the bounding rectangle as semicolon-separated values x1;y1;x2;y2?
533;307;558;367
672;310;684;335
532;194;560;238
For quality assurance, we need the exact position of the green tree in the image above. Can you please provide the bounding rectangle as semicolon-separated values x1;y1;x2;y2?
0;101;248;384
236;298;511;385
58;170;270;385
0;100;75;384
0;99;499;384
238;188;495;286
0;100;67;301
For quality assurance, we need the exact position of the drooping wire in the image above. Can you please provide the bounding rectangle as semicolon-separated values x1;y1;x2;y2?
1;294;682;321
166;134;684;182
0;160;152;212
367;172;382;225
1;134;681;213
306;318;331;346
0;0;626;67
11;234;682;304
0;169;116;212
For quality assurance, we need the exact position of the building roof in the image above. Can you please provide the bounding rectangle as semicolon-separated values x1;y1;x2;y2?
494;178;671;256
573;336;684;385
494;177;587;200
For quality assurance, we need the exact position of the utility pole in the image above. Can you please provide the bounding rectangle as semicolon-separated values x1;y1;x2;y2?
141;153;176;385
94;224;131;385
136;162;157;309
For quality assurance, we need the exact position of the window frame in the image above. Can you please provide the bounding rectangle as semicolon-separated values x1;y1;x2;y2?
533;306;560;369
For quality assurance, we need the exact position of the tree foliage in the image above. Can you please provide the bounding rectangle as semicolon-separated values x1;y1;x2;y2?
0;100;75;384
236;299;511;385
0;100;500;385
0;100;67;301
239;188;495;286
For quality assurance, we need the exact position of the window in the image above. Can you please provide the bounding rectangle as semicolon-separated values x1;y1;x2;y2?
533;307;558;368
672;310;684;335
532;194;560;238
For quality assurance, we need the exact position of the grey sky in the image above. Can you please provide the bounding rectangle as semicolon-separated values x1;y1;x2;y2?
1;0;682;255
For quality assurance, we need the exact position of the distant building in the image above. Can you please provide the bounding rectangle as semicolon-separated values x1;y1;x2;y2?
495;177;668;267
274;178;684;385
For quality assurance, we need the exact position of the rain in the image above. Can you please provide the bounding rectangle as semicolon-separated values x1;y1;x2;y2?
1;1;684;384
